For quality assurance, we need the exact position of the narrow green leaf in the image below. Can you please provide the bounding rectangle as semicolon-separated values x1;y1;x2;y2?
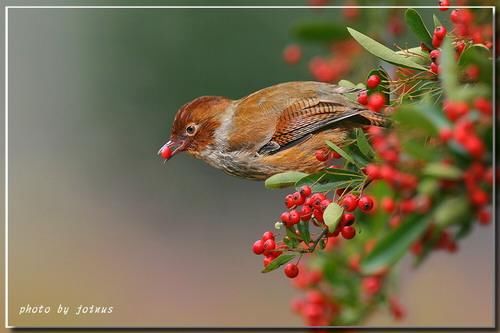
261;254;297;273
347;27;427;71
297;221;311;244
361;213;431;274
325;141;356;166
393;104;438;136
323;202;344;232
405;9;433;48
296;170;363;193
356;129;374;158
434;196;470;227
422;162;463;179
433;14;443;28
338;79;356;89
440;37;460;100
265;171;308;189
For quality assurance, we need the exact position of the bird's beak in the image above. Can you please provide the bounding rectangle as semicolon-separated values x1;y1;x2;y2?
158;139;186;160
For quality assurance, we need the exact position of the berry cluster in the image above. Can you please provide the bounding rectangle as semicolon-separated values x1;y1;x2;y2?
357;75;386;112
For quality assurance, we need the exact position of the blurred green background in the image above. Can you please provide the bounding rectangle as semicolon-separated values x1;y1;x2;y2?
3;5;494;327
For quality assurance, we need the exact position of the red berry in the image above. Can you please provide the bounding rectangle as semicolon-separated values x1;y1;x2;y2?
285;194;295;208
464;136;485;159
263;256;273;267
362;276;381;295
400;199;416;213
262;231;275;241
284;263;299;278
465;64;480;81
430;62;440;74
474;97;492;116
366;74;381;89
300;205;313;221
367;92;385;112
438;0;449;10
381;197;395;213
300;185;312;198
313;209;324;222
263;238;276;250
341;225;356;239
357;91;368;105
477;209;491;225
389;215;402;229
389;298;406;320
455;41;465;55
341;213;356;226
159;146;173;160
434;26;447;39
443;100;469;121
451;9;472;24
289;210;301;225
330;151;341;159
292;191;305;206
252;240;265;255
310;193;326;209
315;149;330;162
341;194;358;212
358;195;375;212
470;189;488;206
280;211;291;225
283;44;302;65
430;49;441;63
432;35;442;48
320;199;331;211
439;127;453;142
450;9;460;23
364;163;380;180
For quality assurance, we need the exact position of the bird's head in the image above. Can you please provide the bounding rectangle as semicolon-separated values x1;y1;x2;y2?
158;96;231;160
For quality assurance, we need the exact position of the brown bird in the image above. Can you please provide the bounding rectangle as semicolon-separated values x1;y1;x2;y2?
158;81;388;180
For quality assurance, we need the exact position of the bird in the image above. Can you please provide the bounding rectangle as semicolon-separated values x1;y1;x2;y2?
158;81;389;180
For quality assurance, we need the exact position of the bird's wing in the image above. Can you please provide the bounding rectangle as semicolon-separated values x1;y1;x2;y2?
227;82;381;154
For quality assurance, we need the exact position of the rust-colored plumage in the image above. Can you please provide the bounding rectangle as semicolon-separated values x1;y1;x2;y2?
159;81;389;180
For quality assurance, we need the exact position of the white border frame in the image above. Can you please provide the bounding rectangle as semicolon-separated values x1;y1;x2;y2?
4;4;496;329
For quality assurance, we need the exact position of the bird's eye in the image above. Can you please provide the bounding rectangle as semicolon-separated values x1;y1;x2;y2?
185;124;197;136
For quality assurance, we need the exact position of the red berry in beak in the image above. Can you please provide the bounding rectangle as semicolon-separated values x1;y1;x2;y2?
159;146;173;160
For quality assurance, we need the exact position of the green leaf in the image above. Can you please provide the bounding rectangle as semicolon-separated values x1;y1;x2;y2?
323;202;344;232
347;27;427;71
297;221;311;244
440;37;460;100
402;139;435;161
422;162;463;179
338;79;356;89
325;141;357;166
356;129;374;158
261;254;297;273
294;21;350;42
434;196;471;227
433;14;443;28
393;104;438;136
295;169;364;193
265;171;308;189
361;213;431;274
405;9;433;49
458;44;493;85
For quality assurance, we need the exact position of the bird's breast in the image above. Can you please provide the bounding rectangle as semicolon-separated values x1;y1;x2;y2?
198;147;274;180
